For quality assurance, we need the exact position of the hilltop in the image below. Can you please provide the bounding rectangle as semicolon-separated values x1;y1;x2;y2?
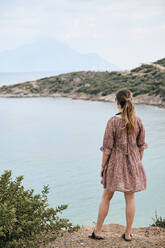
0;58;165;108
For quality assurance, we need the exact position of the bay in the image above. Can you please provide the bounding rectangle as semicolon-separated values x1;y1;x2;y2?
0;96;165;227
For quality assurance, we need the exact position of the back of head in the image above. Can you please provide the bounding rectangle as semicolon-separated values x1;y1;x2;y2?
115;88;137;134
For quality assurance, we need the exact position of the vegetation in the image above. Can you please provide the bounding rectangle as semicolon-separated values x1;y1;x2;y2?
0;170;164;248
153;58;165;67
150;210;165;228
0;58;165;102
0;170;80;248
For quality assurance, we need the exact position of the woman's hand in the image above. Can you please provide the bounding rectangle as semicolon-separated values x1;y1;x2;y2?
100;166;104;177
100;153;110;177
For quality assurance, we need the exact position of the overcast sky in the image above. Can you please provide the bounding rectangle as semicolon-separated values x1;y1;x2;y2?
0;0;165;69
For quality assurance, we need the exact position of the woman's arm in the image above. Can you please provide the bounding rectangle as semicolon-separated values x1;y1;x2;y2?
136;118;148;160
100;117;115;177
101;153;110;168
139;149;144;161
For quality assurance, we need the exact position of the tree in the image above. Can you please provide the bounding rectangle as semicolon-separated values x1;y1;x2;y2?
0;170;80;248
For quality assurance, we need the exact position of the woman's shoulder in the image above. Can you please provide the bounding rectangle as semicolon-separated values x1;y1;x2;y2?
136;116;143;124
111;114;143;127
108;115;117;122
106;116;116;126
107;115;143;123
106;115;122;127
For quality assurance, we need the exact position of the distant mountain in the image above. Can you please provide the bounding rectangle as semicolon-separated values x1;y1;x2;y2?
0;38;119;72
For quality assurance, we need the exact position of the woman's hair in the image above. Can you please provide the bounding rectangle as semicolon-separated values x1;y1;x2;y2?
115;88;137;134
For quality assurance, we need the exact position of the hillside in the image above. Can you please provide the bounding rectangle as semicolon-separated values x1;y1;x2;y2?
154;58;165;67
0;58;165;108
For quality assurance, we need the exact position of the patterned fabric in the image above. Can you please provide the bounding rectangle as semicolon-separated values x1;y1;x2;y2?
100;115;148;192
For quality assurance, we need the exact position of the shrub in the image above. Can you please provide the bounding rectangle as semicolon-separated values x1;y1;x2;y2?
150;210;165;228
63;87;73;93
0;170;80;248
153;58;165;67
85;88;101;94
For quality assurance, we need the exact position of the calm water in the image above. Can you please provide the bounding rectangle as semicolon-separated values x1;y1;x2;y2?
0;96;165;227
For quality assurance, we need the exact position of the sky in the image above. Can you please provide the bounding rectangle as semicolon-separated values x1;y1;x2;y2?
0;0;165;70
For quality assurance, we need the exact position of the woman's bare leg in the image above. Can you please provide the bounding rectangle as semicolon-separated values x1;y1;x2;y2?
124;192;135;240
94;189;114;236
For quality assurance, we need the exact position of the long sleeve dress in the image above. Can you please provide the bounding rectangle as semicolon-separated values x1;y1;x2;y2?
100;113;148;192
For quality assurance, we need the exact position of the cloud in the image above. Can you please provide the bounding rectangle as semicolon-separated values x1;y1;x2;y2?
97;0;165;19
0;0;164;69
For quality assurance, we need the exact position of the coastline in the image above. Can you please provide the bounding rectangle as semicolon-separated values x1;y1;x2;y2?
0;60;165;110
0;91;165;109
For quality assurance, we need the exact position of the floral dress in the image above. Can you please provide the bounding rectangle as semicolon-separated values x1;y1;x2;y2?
100;113;148;192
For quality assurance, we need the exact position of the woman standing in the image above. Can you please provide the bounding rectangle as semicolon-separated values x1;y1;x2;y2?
89;88;148;241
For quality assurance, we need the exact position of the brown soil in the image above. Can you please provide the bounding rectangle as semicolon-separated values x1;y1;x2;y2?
41;223;165;248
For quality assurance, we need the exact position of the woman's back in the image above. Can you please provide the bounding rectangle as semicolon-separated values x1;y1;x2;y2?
100;114;148;192
101;114;147;154
113;115;148;154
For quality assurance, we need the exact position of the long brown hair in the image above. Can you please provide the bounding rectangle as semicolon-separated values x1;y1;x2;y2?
115;88;137;134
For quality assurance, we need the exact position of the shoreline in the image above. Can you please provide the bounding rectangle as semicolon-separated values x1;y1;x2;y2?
0;91;165;109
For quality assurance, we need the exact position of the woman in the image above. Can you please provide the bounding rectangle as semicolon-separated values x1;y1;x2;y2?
89;88;148;242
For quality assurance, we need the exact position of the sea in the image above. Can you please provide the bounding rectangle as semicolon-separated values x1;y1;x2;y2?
0;72;165;228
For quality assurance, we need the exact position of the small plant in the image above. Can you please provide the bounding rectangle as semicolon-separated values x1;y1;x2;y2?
0;170;80;248
150;209;165;228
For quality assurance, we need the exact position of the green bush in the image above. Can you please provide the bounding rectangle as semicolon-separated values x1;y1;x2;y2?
0;170;80;248
85;88;101;94
150;210;165;228
153;58;165;67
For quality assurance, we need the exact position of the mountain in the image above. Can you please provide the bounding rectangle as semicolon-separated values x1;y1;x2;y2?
0;38;119;72
0;58;164;108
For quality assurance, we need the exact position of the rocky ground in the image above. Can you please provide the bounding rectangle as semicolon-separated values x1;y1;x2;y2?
40;223;165;248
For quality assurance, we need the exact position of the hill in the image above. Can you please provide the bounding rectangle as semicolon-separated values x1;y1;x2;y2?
0;58;165;108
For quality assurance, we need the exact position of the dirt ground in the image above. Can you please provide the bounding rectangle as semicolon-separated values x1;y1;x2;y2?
42;223;165;248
